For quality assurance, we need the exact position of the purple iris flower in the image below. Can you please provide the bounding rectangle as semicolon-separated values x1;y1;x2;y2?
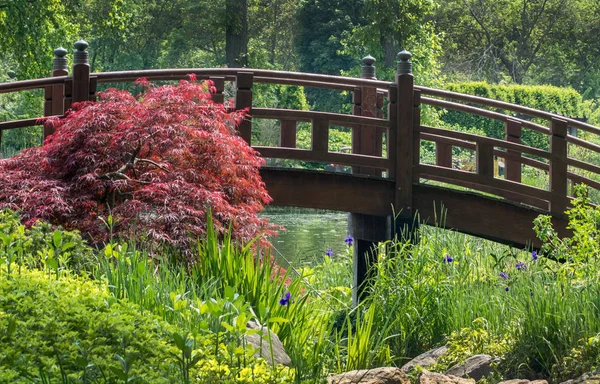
499;272;509;280
532;251;538;261
505;287;509;292
516;262;527;271
442;254;453;263
345;234;354;247
326;248;334;257
279;292;291;306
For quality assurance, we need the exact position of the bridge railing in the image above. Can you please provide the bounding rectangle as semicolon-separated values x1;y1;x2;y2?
2;41;600;223
415;85;600;215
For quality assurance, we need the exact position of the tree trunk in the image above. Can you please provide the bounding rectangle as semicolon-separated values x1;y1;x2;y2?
226;0;249;68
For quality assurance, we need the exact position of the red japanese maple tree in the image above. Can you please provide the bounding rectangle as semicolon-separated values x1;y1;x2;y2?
0;78;277;251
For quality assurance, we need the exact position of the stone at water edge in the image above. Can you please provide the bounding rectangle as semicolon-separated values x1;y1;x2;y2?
498;380;548;384
560;372;600;384
245;321;292;367
445;354;498;380
419;370;476;384
328;367;410;384
401;346;449;373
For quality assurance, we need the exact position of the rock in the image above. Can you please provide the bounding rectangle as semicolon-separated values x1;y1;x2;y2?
560;372;600;384
245;321;291;366
445;354;498;380
419;370;476;384
328;367;410;384
401;346;449;373
498;380;548;384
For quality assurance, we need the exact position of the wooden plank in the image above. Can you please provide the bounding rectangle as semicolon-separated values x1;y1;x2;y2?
279;120;297;148
505;119;522;182
0;118;43;131
420;125;551;160
567;157;600;176
252;108;388;127
550;118;568;215
418;164;553;202
311;118;329;153
436;142;453;168
422;97;550;134
421;132;476;150
412;184;569;249
210;76;225;104
477;142;494;178
260;168;394;216
235;72;254;144
567;135;600;153
420;173;548;210
255;147;389;169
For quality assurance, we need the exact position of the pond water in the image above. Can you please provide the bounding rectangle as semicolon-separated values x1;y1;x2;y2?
260;208;349;267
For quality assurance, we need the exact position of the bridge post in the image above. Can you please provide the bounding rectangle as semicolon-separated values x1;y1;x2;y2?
394;50;417;236
350;56;390;305
43;47;69;139
550;118;568;215
72;40;91;104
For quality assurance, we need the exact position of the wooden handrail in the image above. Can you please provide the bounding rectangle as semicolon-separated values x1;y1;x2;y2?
418;85;600;136
94;68;394;89
0;76;67;94
419;125;552;160
252;108;389;127
422;97;550;134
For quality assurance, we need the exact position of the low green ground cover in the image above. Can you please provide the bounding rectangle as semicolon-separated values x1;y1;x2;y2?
2;187;600;382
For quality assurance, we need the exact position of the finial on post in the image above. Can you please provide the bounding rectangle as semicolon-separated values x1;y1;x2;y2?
53;47;68;72
73;40;89;65
396;50;412;75
361;55;376;79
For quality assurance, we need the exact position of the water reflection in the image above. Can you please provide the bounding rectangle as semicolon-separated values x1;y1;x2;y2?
260;208;348;267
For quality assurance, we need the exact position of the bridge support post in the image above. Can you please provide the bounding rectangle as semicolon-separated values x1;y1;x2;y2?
350;56;390;305
393;50;418;239
43;47;69;139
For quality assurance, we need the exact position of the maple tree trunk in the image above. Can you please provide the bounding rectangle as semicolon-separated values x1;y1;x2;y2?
226;0;249;68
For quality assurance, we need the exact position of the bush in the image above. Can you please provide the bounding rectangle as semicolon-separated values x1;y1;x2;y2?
0;267;294;383
0;77;277;253
0;209;96;274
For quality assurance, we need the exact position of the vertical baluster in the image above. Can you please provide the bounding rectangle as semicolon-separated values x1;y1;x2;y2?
312;118;329;153
505;119;522;182
235;72;254;144
211;77;225;104
436;142;453;168
280;120;296;148
387;84;398;178
395;50;414;218
477;142;494;178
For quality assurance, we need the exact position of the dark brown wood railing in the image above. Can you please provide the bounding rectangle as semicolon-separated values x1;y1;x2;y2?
1;41;600;254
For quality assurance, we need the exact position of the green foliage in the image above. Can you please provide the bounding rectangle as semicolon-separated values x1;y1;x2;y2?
430;318;510;372
534;184;600;267
442;82;585;149
0;209;96;275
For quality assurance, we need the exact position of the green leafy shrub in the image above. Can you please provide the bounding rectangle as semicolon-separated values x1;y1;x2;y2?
0;267;294;383
0;209;96;274
534;184;600;268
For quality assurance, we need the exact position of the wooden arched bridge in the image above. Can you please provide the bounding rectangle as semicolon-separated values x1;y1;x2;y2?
2;42;600;289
